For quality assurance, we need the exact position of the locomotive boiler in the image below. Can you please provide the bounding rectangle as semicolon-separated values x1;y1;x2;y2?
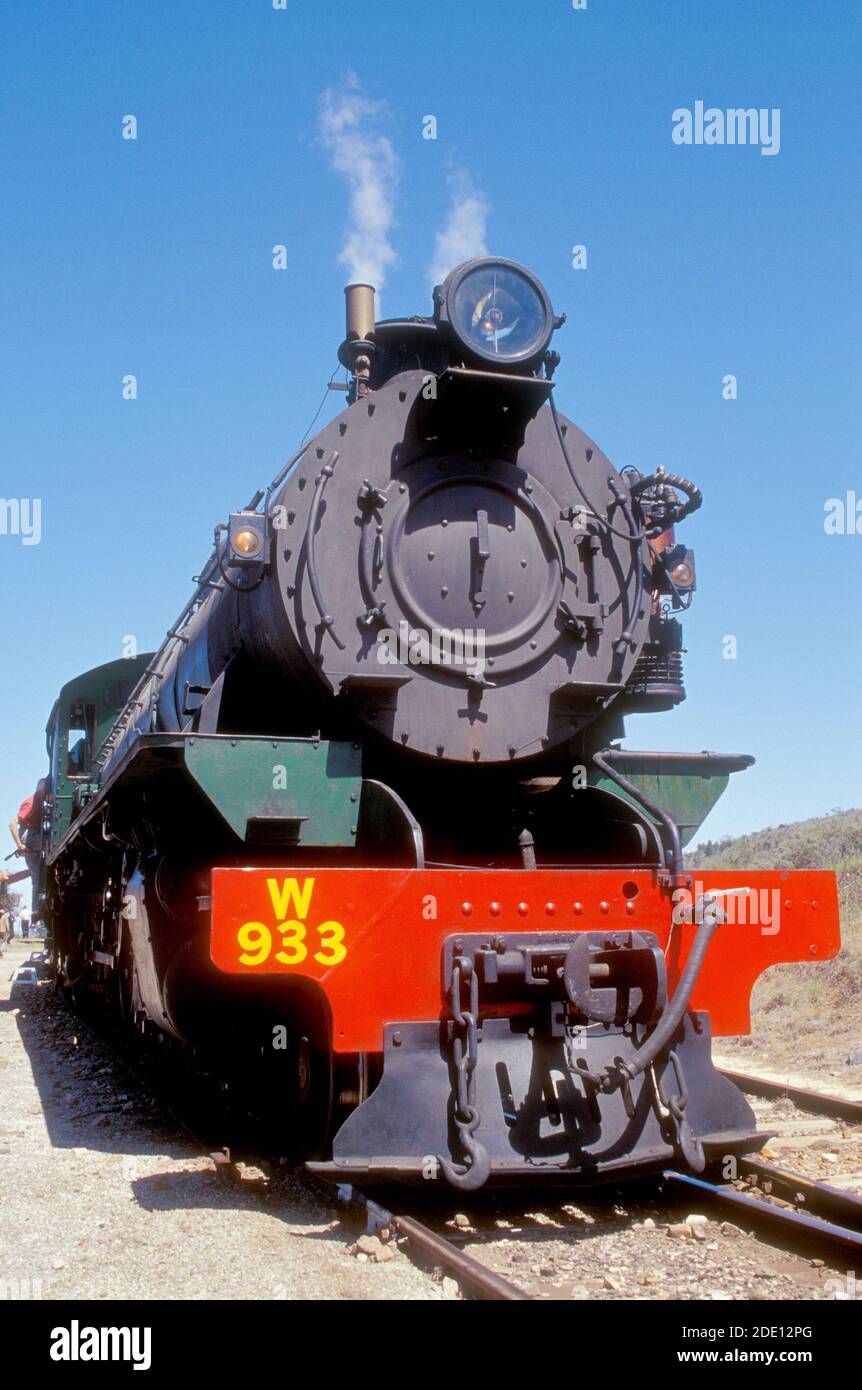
37;257;840;1188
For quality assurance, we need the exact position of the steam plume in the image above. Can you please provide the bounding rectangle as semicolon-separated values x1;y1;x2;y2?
319;75;399;291
429;169;490;286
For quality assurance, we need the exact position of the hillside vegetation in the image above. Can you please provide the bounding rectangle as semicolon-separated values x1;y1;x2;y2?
687;810;862;1081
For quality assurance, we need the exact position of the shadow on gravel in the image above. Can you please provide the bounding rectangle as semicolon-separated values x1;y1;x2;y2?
1;955;344;1235
4;970;196;1161
128;1168;339;1237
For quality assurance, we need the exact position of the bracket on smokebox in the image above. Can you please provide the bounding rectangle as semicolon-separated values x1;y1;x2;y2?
442;930;667;1027
420;368;554;453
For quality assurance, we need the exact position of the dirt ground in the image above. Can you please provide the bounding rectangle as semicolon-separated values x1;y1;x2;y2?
0;939;440;1301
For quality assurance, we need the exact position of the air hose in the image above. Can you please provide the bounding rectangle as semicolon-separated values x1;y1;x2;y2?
601;902;723;1092
628;470;702;532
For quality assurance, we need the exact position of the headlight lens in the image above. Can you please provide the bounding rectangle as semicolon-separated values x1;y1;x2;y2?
439;258;554;367
233;528;262;556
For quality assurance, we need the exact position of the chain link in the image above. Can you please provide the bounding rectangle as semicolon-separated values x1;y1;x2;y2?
657;1047;706;1172
436;956;491;1190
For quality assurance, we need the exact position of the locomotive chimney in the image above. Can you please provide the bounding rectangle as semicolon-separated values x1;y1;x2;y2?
344;283;376;345
342;283;376;398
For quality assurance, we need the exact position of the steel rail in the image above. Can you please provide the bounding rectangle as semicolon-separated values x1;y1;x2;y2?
720;1067;862;1124
333;1184;533;1301
664;1168;862;1267
736;1155;862;1232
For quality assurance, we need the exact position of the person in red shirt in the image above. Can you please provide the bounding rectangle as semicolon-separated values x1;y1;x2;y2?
10;779;47;886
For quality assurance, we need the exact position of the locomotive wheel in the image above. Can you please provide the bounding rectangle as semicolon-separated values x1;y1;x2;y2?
233;1004;334;1161
114;933;136;1029
282;1023;333;1161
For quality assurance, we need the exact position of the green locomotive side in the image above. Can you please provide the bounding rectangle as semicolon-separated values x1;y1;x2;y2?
44;655;154;850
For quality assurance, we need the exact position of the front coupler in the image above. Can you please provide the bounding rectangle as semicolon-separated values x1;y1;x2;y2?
310;928;762;1189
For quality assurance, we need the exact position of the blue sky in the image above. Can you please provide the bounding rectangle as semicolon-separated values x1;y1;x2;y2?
1;0;859;905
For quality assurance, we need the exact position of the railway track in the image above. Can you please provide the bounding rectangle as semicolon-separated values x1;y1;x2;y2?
332;1184;533;1300
664;1167;862;1271
720;1067;862;1124
32;981;862;1300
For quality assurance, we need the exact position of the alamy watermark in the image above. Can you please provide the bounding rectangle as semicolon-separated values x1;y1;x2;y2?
50;1322;151;1371
672;102;780;157
0;497;41;545
376;621;486;679
672;881;780;936
824;491;862;535
1;1276;43;1299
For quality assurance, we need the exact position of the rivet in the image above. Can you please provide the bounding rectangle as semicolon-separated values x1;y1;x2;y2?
520;559;527;568
574;902;584;914
399;484;406;493
784;900;792;910
625;902;636;915
441;518;448;526
441;586;449;597
545;903;556;916
490;902;501;916
350;793;358;802
507;591;515;601
393;1031;402;1046
350;824;357;834
530;640;537;649
812;900;819;909
461;902;473;916
427;551;435;560
599;901;609;914
517;902;528;916
809;944;818;955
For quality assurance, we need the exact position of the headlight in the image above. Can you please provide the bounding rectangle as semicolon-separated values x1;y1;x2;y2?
436;257;555;368
234;528;262;557
227;511;267;567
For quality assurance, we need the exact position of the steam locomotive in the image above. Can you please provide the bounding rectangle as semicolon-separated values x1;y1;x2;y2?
37;257;839;1188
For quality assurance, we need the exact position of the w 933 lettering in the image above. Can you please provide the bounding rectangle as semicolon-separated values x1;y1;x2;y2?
230;877;346;970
